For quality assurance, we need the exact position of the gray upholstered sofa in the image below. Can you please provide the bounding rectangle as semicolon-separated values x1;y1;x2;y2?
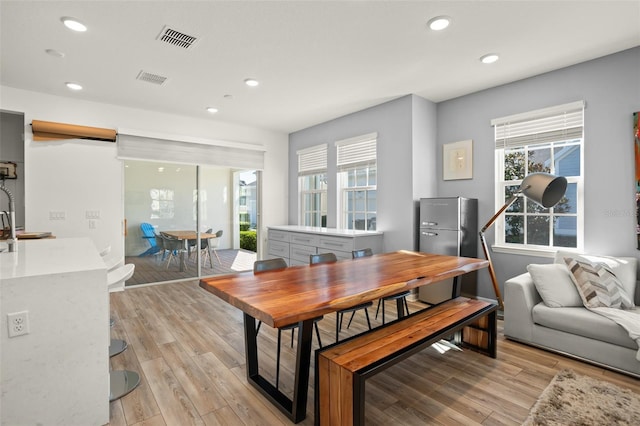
504;251;640;378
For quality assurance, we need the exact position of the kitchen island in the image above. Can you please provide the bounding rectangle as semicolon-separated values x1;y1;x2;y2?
0;237;109;425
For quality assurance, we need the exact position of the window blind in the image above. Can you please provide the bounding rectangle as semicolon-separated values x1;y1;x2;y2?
492;101;585;149
117;133;265;170
335;132;377;170
297;144;327;175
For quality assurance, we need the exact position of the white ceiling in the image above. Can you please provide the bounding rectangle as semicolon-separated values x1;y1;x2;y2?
1;1;639;134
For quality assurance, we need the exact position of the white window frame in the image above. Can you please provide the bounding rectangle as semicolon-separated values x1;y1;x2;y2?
335;133;377;231
491;101;584;257
338;165;377;231
297;144;327;227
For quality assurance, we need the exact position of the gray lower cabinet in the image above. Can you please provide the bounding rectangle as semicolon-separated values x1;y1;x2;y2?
267;226;383;266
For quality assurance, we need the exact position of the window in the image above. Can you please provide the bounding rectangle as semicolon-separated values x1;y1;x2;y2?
298;144;327;227
336;133;377;231
492;101;584;253
149;188;175;219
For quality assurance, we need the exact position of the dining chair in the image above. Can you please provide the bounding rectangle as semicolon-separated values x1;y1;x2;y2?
377;293;410;324
312;252;373;342
206;230;223;265
253;258;288;334
253;257;323;389
373;252;410;323
189;228;213;266
154;235;167;263
160;233;185;269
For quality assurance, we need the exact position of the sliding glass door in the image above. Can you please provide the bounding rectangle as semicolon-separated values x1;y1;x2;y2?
123;160;259;286
124;160;198;284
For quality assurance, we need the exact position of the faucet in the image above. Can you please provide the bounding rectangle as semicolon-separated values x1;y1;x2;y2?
0;184;17;252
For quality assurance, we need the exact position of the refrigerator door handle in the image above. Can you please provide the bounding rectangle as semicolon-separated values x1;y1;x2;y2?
421;231;438;236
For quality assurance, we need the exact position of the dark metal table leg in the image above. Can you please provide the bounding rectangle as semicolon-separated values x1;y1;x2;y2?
243;313;312;423
292;318;313;422
244;313;259;379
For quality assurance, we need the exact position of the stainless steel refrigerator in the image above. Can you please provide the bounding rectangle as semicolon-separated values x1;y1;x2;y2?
418;197;478;304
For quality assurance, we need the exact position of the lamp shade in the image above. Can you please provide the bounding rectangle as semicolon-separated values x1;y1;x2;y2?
520;172;568;208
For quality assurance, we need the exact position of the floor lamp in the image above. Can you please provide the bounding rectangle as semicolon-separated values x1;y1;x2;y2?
479;172;568;309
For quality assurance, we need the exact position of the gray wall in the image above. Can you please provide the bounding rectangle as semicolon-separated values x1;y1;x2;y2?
437;46;640;300
289;94;438;252
411;95;438;248
288;47;639;302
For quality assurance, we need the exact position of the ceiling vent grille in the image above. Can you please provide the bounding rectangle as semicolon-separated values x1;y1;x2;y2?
136;70;168;85
156;25;199;49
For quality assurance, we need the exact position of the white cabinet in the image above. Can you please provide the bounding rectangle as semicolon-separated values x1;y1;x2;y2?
267;226;383;265
290;242;318;264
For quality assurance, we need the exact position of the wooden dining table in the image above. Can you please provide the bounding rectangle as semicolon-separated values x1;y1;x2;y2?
199;250;489;423
160;230;218;271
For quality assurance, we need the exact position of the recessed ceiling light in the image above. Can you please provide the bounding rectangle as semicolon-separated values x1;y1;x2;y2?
206;107;219;114
45;49;65;58
427;16;451;31
61;17;87;32
480;53;500;64
244;78;259;87
65;82;83;91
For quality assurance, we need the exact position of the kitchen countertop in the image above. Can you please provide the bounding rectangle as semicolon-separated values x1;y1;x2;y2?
267;225;383;237
0;237;105;280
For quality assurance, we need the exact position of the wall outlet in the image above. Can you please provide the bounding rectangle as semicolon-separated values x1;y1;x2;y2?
49;211;66;220
7;311;30;337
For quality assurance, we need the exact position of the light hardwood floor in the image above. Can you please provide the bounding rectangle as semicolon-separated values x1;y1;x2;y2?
109;280;640;426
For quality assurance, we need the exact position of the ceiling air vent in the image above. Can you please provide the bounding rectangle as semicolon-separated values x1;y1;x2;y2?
156;25;199;50
136;70;168;86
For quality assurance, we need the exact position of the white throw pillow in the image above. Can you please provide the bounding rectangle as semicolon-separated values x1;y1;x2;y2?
527;263;582;308
555;251;636;306
563;257;634;309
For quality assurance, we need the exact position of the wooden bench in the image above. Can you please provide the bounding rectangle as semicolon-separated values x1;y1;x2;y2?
315;296;498;426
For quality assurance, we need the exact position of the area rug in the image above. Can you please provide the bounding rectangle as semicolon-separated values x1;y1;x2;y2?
523;369;640;425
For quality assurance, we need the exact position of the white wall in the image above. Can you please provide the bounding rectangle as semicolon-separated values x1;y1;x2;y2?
0;86;289;261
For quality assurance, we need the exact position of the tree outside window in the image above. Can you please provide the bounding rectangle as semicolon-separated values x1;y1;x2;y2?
500;140;580;249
